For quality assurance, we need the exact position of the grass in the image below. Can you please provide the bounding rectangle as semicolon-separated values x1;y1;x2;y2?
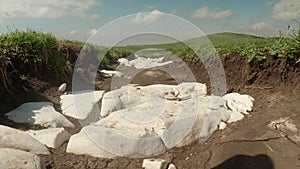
120;32;299;63
0;29;69;93
0;29;299;94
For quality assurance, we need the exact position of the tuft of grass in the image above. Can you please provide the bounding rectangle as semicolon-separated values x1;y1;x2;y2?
61;39;85;47
0;29;68;93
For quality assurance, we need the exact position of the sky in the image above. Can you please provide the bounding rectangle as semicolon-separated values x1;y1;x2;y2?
0;0;299;44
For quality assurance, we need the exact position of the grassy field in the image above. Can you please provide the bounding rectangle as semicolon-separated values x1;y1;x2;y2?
118;32;299;63
0;30;299;93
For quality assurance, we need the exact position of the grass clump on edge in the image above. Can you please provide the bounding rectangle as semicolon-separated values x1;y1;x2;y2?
0;29;69;94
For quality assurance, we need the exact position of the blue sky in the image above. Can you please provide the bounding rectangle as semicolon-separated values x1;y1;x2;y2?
0;0;299;43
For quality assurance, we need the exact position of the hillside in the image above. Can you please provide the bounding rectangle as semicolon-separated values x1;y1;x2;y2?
119;32;263;51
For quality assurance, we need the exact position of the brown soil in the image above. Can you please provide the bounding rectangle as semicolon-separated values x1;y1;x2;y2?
1;52;300;169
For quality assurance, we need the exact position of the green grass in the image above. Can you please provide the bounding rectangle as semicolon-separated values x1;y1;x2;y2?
0;29;299;94
118;32;262;51
119;32;299;63
0;29;69;93
61;39;85;47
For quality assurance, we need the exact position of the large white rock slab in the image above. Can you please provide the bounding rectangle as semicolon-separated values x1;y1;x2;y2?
100;83;206;118
223;93;254;114
69;96;225;159
68;82;255;158
66;127;116;159
67;123;166;158
177;82;207;98
0;148;46;169
26;128;71;148
0;125;50;155
68;105;167;158
60;90;105;120
100;84;173;117
105;96;223;148
5;102;74;128
152;97;219;147
118;55;173;69
100;89;124;118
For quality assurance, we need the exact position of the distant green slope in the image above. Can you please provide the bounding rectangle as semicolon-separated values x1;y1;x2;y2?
119;32;264;51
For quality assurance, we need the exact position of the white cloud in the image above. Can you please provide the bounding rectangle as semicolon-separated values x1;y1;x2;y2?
146;5;155;9
267;0;277;6
89;29;98;35
131;10;163;25
70;30;77;35
170;9;180;15
241;22;280;36
191;7;235;21
90;14;101;19
245;22;275;30
272;0;300;21
0;0;99;18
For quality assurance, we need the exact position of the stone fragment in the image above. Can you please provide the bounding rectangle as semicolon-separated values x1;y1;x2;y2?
142;159;168;169
60;90;104;120
5;102;74;128
26;128;71;148
58;83;67;92
0;125;50;155
0;148;46;169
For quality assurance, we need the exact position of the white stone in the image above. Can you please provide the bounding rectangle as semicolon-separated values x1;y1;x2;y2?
58;83;67;92
220;108;232;122
60;90;105;120
219;121;227;130
102;95;220;148
227;111;245;123
154;100;200;147
177;82;207;98
118;55;173;69
133;57;173;69
0;148;46;169
26;128;71;148
100;84;176;117
142;159;168;169
223;93;254;114
100;70;123;77
100;90;123;117
168;163;177;169
67;123;166;158
0;125;50;155
68;82;254;158
100;83;206;118
66;127;116;159
268;117;298;132
5;102;74;128
118;58;130;67
198;109;222;143
124;76;132;79
157;96;228;146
